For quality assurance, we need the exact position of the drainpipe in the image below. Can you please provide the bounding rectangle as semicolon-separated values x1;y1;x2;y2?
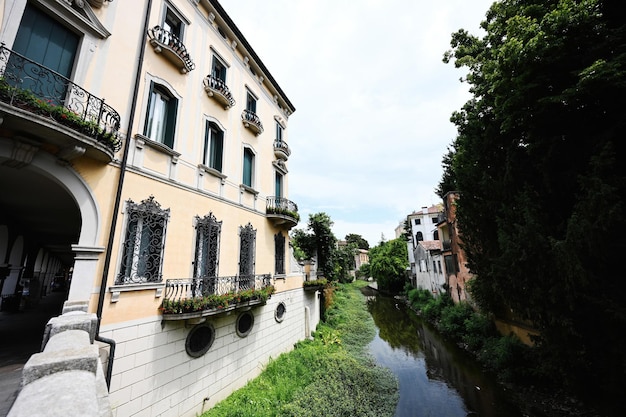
95;0;153;390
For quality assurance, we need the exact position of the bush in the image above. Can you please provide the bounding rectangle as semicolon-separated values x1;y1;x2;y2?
438;302;475;341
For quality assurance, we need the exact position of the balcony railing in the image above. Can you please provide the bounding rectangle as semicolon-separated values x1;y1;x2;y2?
147;26;195;73
0;44;122;155
241;109;263;135
203;74;235;109
266;196;299;229
273;139;291;160
442;239;452;251
161;274;273;320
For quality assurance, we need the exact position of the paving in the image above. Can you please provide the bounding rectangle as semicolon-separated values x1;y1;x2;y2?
0;290;66;417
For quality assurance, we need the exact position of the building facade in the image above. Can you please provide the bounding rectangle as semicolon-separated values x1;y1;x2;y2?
437;192;472;303
413;240;445;294
404;205;443;285
0;1;319;415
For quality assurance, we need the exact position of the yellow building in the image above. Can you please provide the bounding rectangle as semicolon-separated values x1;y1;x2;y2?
0;1;319;415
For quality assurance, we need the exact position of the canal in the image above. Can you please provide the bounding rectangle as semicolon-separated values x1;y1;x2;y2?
363;287;523;417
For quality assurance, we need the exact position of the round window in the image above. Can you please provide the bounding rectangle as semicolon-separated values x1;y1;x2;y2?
275;302;286;323
185;323;215;358
236;311;254;337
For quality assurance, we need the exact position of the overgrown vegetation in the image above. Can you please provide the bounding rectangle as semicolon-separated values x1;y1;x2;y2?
406;287;532;384
202;281;398;417
368;238;408;292
438;0;626;405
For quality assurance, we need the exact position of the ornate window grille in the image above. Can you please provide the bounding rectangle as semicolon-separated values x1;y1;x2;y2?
275;232;285;275
193;213;222;294
238;223;256;281
117;196;169;284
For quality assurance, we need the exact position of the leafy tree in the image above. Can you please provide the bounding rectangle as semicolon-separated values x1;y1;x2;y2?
291;213;337;279
441;0;626;401
332;242;358;283
345;233;369;250
369;238;408;293
290;228;317;262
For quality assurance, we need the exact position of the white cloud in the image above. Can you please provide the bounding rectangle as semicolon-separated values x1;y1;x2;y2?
220;0;492;247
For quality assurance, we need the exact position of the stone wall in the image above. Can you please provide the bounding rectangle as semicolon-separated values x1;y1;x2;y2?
101;287;320;417
8;304;112;417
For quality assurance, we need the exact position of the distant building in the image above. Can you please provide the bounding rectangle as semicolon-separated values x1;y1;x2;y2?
402;205;444;285
438;192;472;303
414;240;445;294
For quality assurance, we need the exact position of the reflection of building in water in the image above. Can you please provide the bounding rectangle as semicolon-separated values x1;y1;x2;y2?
417;322;514;417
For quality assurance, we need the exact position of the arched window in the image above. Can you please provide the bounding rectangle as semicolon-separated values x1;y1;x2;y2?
416;232;424;241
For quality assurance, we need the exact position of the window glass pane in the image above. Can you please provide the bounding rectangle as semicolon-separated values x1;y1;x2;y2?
212;58;226;81
146;88;168;143
275;173;282;197
164;9;183;38
246;93;256;112
243;149;253;187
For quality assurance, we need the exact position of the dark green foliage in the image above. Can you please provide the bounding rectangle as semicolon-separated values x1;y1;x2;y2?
368;238;409;293
345;233;370;250
439;0;626;399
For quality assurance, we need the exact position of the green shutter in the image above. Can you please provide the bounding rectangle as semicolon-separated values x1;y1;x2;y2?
164;96;177;148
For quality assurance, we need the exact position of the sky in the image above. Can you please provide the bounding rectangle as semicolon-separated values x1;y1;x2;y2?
219;0;494;247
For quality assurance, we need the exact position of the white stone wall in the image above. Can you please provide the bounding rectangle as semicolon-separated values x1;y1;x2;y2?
101;288;319;417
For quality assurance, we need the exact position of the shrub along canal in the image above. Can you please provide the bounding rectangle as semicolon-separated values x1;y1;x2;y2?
362;286;523;417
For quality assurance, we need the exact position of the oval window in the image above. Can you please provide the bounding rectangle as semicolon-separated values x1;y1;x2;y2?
236;311;254;337
185;323;215;358
275;302;286;323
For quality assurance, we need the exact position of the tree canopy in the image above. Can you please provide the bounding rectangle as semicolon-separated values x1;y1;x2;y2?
345;233;370;250
440;0;626;401
369;238;408;293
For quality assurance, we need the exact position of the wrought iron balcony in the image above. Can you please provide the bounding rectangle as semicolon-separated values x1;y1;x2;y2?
203;74;235;109
273;139;291;160
442;239;452;252
0;44;122;161
161;274;274;321
147;26;195;74
266;196;299;229
241;109;263;135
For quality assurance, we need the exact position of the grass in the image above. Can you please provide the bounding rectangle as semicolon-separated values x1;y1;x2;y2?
201;281;398;417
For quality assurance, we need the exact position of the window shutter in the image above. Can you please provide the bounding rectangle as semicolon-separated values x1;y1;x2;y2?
164;97;177;148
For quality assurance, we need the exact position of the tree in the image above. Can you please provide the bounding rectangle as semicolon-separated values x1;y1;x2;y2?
291;213;337;279
332;241;358;283
441;0;626;401
369;238;408;293
345;233;369;250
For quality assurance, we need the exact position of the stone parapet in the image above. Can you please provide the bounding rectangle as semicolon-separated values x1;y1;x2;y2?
7;311;112;417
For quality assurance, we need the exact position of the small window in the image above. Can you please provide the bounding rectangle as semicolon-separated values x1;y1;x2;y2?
276;121;283;142
432;217;438;223
186;323;215;358
246;92;257;113
204;121;224;171
242;148;255;188
416;232;424;241
275;302;286;323
163;7;184;40
433;230;439;240
212;56;227;82
236;311;254;337
275;232;285;275
144;82;178;148
414;218;421;225
117;196;169;284
438;260;443;275
275;172;283;198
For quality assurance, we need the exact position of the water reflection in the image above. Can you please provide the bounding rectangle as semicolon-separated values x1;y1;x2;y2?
364;288;522;417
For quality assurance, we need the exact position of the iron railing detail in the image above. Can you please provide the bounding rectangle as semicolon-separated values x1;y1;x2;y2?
0;44;122;152
273;139;291;159
241;109;263;134
164;274;272;302
239;223;256;276
203;74;235;108
116;197;170;285
266;197;298;216
147;26;195;73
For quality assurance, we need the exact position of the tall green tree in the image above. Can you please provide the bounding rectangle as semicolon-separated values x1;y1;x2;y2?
441;0;626;401
291;213;337;279
345;233;370;250
369;238;408;293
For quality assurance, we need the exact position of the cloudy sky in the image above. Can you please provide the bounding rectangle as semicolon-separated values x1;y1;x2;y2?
220;0;494;247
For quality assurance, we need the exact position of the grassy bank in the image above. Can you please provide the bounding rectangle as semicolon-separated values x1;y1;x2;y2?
201;281;398;417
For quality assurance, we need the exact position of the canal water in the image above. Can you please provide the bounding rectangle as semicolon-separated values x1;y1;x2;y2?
363;287;522;417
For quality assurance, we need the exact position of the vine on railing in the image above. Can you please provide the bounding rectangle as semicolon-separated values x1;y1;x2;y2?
0;44;121;152
266;196;299;222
